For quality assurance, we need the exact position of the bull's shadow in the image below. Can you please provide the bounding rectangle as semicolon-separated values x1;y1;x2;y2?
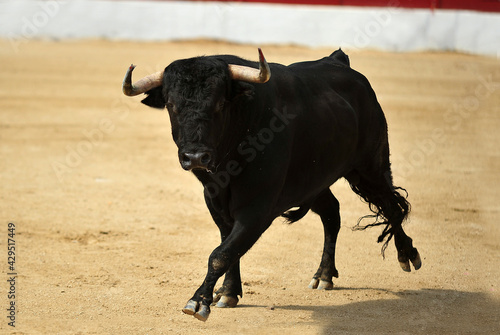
278;288;499;334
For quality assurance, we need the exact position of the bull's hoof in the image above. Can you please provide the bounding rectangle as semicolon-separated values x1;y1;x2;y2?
399;250;422;272
308;278;319;289
318;280;334;290
182;300;211;321
399;260;411;272
215;295;239;308
411;251;422;270
212;289;240;308
308;278;334;290
194;304;210;322
182;300;198;315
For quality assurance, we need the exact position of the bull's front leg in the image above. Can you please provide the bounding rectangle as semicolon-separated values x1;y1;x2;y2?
204;194;242;309
182;220;271;321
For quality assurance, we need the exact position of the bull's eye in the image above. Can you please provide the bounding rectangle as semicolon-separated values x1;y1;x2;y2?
216;100;225;112
166;102;175;112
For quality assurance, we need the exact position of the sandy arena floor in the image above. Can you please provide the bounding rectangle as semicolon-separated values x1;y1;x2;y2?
0;39;499;334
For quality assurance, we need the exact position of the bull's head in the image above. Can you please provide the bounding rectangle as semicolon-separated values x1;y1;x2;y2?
122;49;270;172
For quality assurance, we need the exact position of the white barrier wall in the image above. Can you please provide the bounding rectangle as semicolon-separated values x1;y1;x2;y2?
1;0;499;56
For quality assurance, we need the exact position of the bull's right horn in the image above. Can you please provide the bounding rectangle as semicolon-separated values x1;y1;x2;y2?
122;64;164;96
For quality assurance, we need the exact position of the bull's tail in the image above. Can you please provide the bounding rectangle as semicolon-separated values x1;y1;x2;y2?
281;204;312;224
347;170;411;256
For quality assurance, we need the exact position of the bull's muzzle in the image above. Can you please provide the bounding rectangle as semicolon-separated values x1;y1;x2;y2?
180;150;213;172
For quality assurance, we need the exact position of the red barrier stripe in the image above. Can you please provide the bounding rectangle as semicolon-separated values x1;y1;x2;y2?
195;0;500;12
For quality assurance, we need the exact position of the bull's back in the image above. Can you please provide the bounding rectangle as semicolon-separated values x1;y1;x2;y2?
286;55;387;159
270;55;386;207
223;53;387;211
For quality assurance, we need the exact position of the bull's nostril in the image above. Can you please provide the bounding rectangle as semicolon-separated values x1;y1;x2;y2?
181;153;191;164
200;153;211;165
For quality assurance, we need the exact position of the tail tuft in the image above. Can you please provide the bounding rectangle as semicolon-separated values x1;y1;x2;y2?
350;182;411;257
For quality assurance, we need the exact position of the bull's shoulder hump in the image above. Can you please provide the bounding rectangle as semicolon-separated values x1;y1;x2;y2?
329;49;350;67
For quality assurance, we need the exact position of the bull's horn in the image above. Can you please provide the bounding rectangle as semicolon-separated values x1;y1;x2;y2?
228;48;271;83
122;64;164;96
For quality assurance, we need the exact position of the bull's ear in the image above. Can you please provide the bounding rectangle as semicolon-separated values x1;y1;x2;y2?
141;86;165;109
231;81;254;101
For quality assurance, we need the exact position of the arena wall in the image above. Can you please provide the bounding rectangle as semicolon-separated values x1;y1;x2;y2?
1;0;499;56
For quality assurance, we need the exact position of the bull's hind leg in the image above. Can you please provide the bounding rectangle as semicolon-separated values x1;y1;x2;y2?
348;170;422;272
308;189;341;290
212;262;242;308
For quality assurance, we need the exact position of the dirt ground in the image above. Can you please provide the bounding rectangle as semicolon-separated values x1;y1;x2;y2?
1;39;499;334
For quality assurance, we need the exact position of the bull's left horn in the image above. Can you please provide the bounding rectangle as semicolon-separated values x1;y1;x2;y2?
228;48;271;83
122;64;164;96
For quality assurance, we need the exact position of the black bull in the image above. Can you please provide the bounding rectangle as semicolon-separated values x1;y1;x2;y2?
122;49;421;321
